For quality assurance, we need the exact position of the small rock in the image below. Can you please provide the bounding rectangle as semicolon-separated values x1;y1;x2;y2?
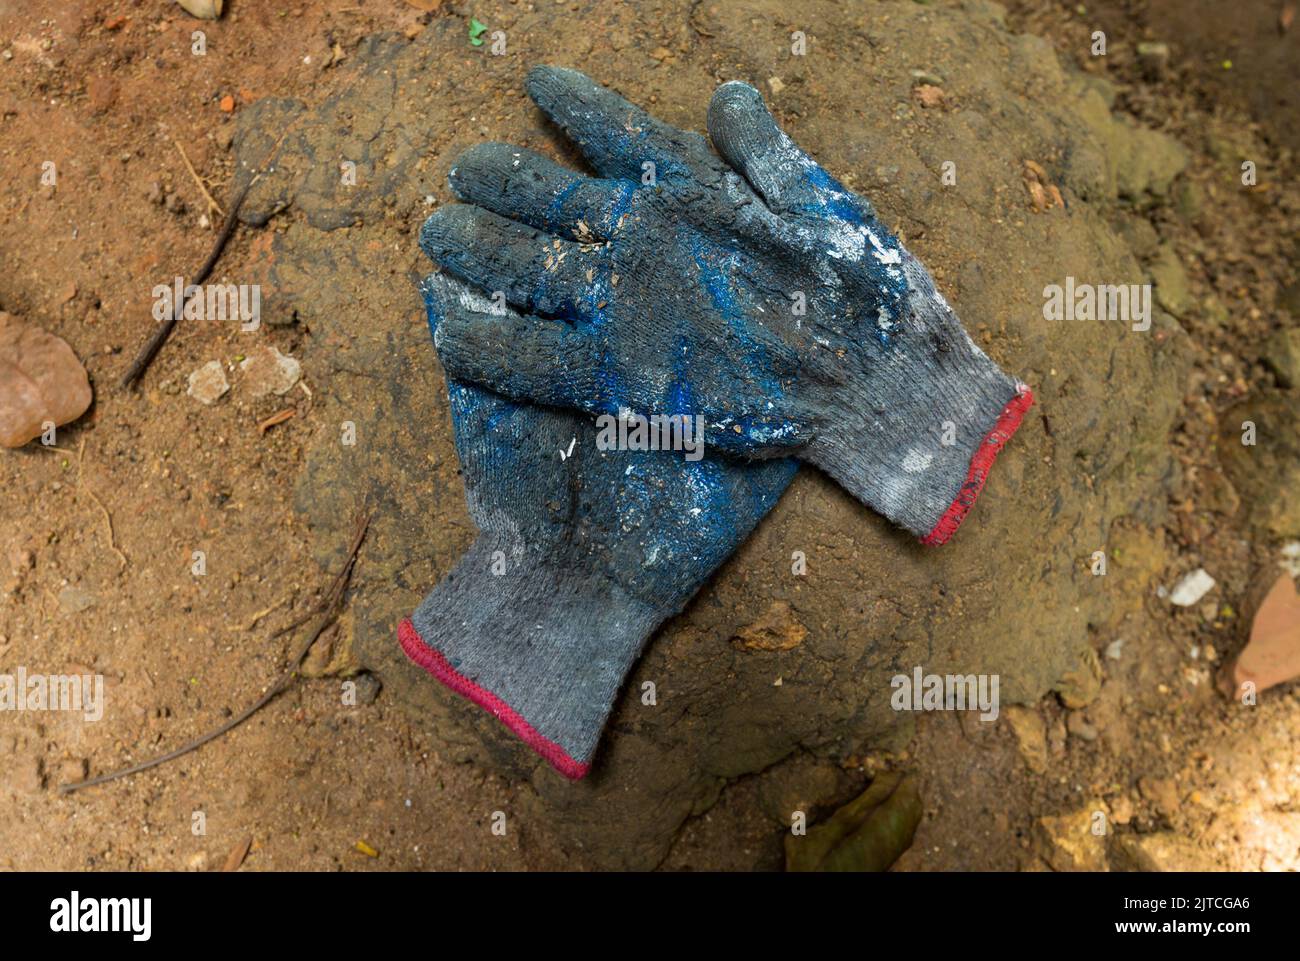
176;0;224;19
239;345;301;398
1262;327;1300;389
1003;705;1049;774
1109;794;1135;825
187;361;229;405
1280;542;1300;578
1170;568;1215;606
1149;244;1192;317
909;69;946;87
86;77;117;114
164;191;187;215
730;600;807;651
1202;470;1240;516
1105;638;1125;660
186;850;210;872
0;312;94;447
767;76;785;95
1055;646;1103;709
353;672;382;705
57;586;97;614
1034;802;1109;871
146;181;165;205
913;84;947;108
1139;776;1180;820
1066;711;1098;741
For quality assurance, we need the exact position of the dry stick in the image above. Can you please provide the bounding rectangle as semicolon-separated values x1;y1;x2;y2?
59;512;371;795
118;174;257;390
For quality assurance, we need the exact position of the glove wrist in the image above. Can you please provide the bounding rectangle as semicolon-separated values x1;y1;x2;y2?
401;533;663;778
808;333;1032;543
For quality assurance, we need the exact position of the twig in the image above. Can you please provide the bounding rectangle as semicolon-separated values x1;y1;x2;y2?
221;836;253;872
257;408;296;435
174;137;224;218
235;594;291;632
119;174;257;390
77;436;128;571
59;512;371;795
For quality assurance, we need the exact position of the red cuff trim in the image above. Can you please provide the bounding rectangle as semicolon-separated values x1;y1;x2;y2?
921;384;1034;546
397;617;591;781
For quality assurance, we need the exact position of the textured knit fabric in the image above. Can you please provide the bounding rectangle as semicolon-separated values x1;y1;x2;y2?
420;66;1032;543
400;274;796;777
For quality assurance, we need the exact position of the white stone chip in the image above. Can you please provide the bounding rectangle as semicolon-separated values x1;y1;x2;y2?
1169;568;1215;607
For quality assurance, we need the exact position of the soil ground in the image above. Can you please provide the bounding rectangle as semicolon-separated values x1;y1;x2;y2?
1;0;1297;871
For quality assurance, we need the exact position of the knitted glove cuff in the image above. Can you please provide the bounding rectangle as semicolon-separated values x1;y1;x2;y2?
399;533;663;779
808;333;1033;544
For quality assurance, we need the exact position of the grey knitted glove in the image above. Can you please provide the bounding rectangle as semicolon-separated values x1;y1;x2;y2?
420;66;1032;544
400;275;796;778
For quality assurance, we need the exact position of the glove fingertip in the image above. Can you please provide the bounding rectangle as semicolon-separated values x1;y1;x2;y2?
707;79;771;144
525;64;583;109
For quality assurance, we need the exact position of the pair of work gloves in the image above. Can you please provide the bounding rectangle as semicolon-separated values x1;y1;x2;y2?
399;66;1033;779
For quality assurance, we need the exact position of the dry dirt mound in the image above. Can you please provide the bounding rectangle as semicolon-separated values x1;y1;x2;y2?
231;0;1192;867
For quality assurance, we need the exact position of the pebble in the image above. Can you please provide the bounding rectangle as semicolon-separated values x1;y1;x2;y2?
57;586;97;614
187;360;229;405
1066;711;1098;741
1281;542;1300;578
1003;706;1048;774
1170;568;1215;606
239;345;301;397
1139;776;1181;820
353;672;382;706
0;312;94;447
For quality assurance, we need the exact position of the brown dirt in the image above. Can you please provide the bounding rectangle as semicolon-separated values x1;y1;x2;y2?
1;0;1297;871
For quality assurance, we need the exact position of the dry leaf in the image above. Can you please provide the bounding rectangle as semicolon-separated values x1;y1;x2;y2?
785;772;921;872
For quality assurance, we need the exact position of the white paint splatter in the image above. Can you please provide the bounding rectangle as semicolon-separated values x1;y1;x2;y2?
901;449;933;473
